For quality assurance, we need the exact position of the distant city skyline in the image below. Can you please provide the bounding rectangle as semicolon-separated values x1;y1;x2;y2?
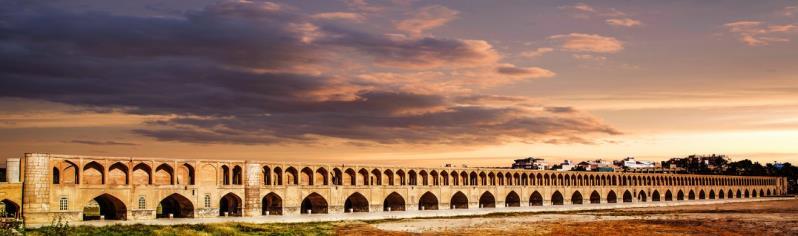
1;1;798;166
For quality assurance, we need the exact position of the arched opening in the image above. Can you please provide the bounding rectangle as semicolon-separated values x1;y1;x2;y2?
709;190;716;199
665;190;673;201
108;162;128;185
688;190;696;200
83;194;127;221
300;167;314;185
177;163;195;185
344;168;356;185
82;161;105;185
744;189;750;198
752;190;758;198
607;191;617;203
736;190;742;198
479;192;495;208
222;165;230;185
285;167;298;185
505;191;520;207
344;192;369;213
590;191;601;204
571;191;583;205
358;169;369;186
315;168;329;185
677;190;685;200
52;167;60;184
530;191;543;206
301;193;328;214
219;193;242;216
451;191;468;209
262;193;282;215
699;190;706;200
132;163;152;185
155;164;174;185
61;161;79;184
157;193;194;218
552;191;564;205
718;189;725;199
383;192;406;211
638;191;647;202
232;166;242;185
419;192;438;210
759;189;764;197
623;191;633;203
652;190;660;202
0;200;20;218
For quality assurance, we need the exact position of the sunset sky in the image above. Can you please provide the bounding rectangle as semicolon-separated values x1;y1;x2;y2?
1;0;797;167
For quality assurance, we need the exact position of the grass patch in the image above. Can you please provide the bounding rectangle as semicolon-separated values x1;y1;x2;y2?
27;222;338;236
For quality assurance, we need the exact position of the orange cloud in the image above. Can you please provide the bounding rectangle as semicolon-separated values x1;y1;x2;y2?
311;12;365;22
549;33;624;53
724;21;798;46
606;18;642;27
395;5;459;36
520;47;554;58
495;64;556;79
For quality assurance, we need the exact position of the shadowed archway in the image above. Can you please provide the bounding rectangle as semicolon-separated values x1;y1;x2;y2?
301;193;328;214
383;192;405;211
419;192;438;210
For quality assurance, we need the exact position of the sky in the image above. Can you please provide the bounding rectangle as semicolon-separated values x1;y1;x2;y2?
1;0;797;167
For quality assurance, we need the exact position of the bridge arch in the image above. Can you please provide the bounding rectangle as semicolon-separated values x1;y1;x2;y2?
552;191;564;205
344;192;369;213
383;192;405;211
219;192;242;216
590;191;600;204
157;193;194;218
301;192;328;214
451;191;469;209
709;190;716;199
677;190;685;200
699;190;706;200
607;190;617;203
688;190;696;200
665;190;673;201
419;192;438;210
505;191;521;207
262;192;282;215
0;199;19;218
530;191;543;206
83;193;127;221
623;190;633;203
479;191;495;208
571;191;583;205
638;190;647;202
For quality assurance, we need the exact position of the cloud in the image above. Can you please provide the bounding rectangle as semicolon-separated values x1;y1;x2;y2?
561;3;642;27
495;65;556;78
311;12;365;22
572;54;607;61
561;2;596;14
0;1;618;146
724;21;798;46
395;5;459;36
549;33;624;53
544;106;577;113
606;18;642;27
69;140;138;146
783;6;798;17
520;47;554;58
328;34;501;69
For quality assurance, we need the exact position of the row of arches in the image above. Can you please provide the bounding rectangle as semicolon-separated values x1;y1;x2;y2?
71;186;775;222
50;159;779;188
260;165;778;187
52;161;196;186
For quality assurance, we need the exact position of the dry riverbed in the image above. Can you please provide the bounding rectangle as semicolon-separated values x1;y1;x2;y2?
343;198;798;235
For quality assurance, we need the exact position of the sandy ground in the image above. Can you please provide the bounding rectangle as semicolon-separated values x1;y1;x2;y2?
343;198;798;235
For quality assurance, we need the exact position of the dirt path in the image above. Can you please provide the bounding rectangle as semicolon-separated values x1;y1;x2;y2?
344;198;798;235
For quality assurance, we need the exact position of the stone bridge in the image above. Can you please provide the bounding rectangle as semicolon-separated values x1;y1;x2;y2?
7;153;789;225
